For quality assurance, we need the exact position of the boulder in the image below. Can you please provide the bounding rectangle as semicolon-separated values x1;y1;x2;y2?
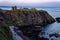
56;17;60;23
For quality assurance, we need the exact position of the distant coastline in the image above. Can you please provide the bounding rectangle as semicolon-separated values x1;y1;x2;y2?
0;6;60;10
0;6;60;8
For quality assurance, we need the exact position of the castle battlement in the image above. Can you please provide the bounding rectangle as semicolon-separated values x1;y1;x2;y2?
12;6;17;10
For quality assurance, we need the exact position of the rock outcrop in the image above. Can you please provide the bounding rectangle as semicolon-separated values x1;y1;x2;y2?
56;17;60;23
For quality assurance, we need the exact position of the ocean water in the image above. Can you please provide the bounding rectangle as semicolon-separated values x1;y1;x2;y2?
36;7;60;18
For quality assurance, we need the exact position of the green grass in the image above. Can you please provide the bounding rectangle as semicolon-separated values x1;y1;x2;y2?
0;22;13;40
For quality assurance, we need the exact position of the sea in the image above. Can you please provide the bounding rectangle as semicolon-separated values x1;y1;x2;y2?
0;7;60;40
37;7;60;40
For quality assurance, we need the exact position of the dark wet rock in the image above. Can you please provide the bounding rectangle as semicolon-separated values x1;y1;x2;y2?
56;17;60;23
32;36;49;40
16;24;49;40
40;31;45;35
39;37;49;40
51;38;54;40
25;36;49;40
15;25;42;40
18;25;41;37
0;17;4;21
14;26;41;40
49;33;60;38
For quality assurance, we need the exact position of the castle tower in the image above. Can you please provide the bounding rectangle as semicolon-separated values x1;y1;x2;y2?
12;6;17;10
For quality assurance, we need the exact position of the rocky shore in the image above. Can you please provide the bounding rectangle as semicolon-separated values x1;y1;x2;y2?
0;6;55;40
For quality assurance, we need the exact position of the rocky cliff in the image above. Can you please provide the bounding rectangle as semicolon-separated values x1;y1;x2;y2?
2;8;55;26
0;6;55;40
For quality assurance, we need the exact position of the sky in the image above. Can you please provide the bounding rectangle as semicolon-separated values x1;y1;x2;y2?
0;0;60;6
0;0;60;3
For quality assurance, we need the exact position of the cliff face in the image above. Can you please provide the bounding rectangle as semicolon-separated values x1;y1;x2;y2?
5;9;55;26
1;8;55;26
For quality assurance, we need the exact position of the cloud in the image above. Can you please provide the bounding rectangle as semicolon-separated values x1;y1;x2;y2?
22;0;60;3
0;0;60;6
0;0;60;3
